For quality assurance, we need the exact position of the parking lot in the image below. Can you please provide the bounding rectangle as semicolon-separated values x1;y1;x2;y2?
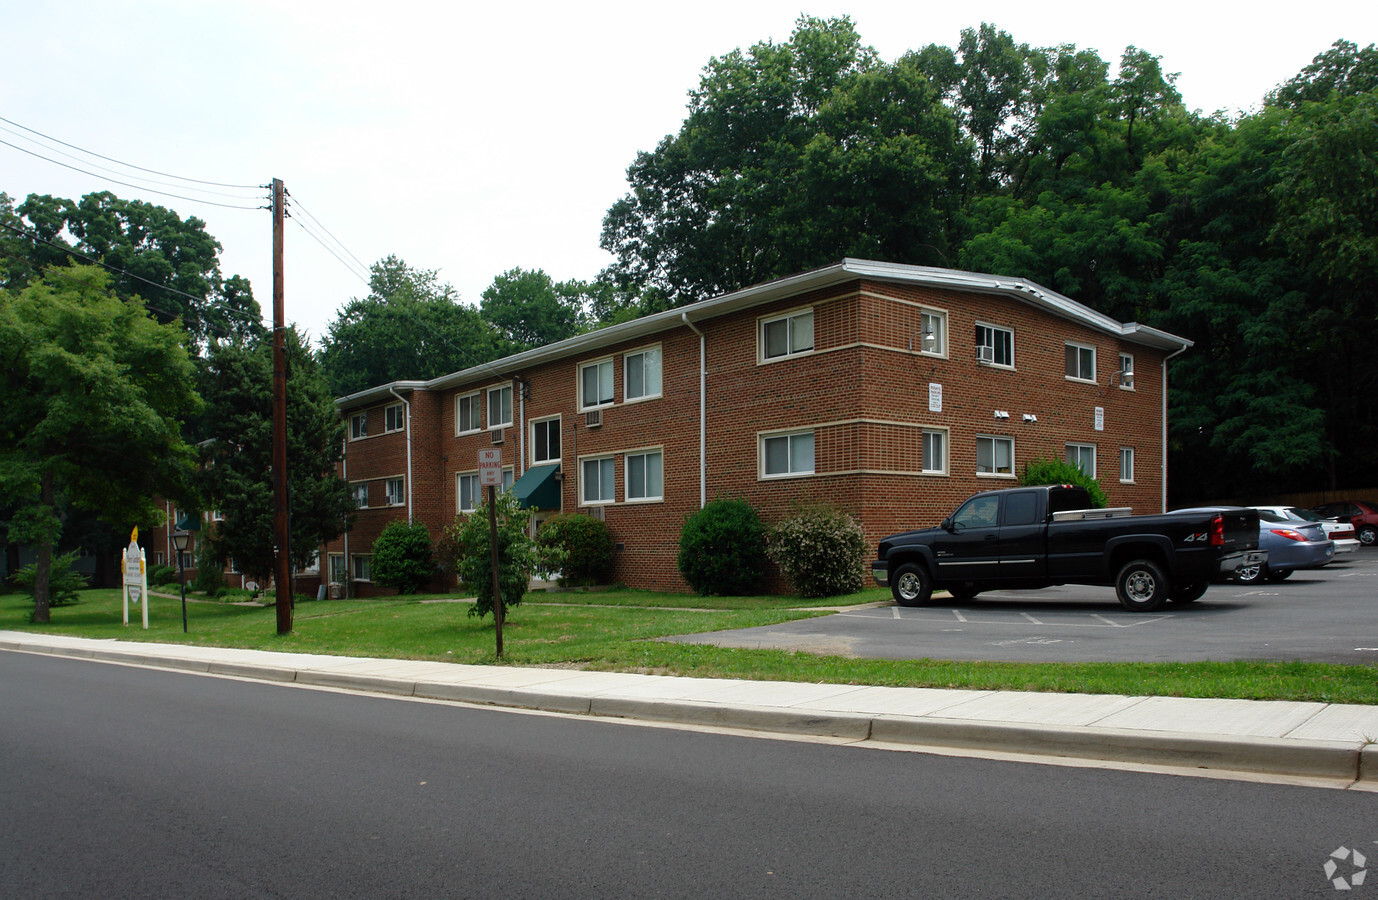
665;553;1378;665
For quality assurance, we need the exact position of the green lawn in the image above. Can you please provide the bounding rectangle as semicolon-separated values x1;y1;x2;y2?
5;587;1376;705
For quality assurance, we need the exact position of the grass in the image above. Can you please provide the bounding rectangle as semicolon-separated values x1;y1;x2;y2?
4;586;1376;705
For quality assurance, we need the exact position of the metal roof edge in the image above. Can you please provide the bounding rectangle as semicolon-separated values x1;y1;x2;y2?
334;381;427;411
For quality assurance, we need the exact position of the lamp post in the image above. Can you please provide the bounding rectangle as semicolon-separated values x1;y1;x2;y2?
172;527;193;633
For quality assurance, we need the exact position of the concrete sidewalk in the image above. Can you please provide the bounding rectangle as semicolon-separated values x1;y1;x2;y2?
3;629;1376;787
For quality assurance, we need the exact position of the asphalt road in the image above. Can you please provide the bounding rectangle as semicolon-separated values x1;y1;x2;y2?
2;650;1374;898
666;552;1378;664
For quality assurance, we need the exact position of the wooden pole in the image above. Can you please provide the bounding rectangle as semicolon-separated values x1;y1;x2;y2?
272;178;292;636
488;485;503;658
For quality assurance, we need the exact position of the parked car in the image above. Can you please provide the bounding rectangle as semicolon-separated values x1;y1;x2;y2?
1252;506;1359;555
1233;509;1334;583
1310;500;1378;548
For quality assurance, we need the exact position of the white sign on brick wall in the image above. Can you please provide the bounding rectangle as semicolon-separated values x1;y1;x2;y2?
928;382;942;413
1094;406;1105;432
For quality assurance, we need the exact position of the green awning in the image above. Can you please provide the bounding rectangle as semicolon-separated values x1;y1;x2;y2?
514;463;561;510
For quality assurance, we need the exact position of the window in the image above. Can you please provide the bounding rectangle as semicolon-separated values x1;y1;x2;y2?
1120;447;1135;483
456;392;482;433
502;467;514;493
919;309;946;355
582;456;615;505
352;554;372;582
350;413;368;440
626;450;663;502
1066;443;1096;477
457;473;479;513
922;429;946;475
1118;354;1135;389
975;323;1013;367
211;509;224;521
762;430;815;477
155;551;165;566
580;359;614;409
761;308;814;361
976;436;1014;476
1065;343;1096;382
487;384;512;429
385;477;405;506
329;554;346;585
624;346;662;401
1004;492;1039;526
178;551;193;569
352;482;369;508
384;403;405;433
532;417;560;464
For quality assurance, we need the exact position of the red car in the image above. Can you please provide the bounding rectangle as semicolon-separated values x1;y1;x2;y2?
1311;500;1378;548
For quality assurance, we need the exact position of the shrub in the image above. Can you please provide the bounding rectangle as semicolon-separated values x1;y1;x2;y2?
767;505;869;598
371;520;435;594
536;513;614;586
447;489;562;619
677;497;767;596
1019;456;1108;508
148;564;178;587
10;550;87;613
192;541;226;597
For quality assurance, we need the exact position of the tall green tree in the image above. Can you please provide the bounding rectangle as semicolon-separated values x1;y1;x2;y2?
0;265;201;621
479;268;590;352
318;255;500;397
197;328;353;588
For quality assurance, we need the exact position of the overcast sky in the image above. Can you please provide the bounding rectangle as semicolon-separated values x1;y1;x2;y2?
4;1;1372;343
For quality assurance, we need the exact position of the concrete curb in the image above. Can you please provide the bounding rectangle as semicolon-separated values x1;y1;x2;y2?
1;634;1370;784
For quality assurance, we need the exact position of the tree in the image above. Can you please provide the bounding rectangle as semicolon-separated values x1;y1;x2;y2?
0;265;201;622
196;328;353;590
447;489;551;619
371;520;435;594
5;191;262;351
1268;40;1378;108
479;268;590;352
318;255;501;397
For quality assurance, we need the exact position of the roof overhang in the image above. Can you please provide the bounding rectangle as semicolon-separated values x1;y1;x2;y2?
334;381;427;412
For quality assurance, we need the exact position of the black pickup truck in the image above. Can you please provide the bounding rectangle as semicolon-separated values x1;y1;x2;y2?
871;485;1263;611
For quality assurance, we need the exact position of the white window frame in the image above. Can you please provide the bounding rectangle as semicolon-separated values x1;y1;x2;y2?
580;455;616;506
385;477;405;507
1065;342;1096;383
921;428;947;475
456;392;482;434
1120;447;1135;483
623;345;662;402
487;384;513;430
625;448;664;502
329;554;346;585
760;429;815;478
384;402;405;433
350;413;368;440
759;307;815;362
918;309;947;356
974;322;1014;368
976;435;1015;477
579;358;615;410
352;482;369;508
457;472;480;513
1066;443;1097;478
352;554;372;583
531;416;561;465
1118;353;1135;390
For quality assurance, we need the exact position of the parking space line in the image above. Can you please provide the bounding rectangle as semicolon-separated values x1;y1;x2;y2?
892;607;901;619
1021;612;1043;625
952;610;968;623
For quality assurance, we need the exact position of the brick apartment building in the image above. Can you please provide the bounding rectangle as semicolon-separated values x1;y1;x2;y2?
322;259;1191;596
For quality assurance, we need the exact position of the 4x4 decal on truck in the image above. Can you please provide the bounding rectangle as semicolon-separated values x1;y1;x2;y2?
1182;533;1210;543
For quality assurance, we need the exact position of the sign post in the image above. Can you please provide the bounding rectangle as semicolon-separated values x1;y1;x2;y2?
478;448;504;658
122;536;148;629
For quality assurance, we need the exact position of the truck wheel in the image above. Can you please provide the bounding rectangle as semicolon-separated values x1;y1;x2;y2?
1116;559;1169;611
891;563;933;607
1170;581;1208;603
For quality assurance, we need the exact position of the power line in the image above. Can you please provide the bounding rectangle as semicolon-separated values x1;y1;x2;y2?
0;114;261;190
288;192;371;276
290;217;370;286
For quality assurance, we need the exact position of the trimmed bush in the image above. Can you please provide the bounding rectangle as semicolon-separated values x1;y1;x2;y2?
1019;456;1108;508
677;498;767;596
767;505;869;598
10;550;87;613
148;564;178;587
536;513;614;587
371;520;435;594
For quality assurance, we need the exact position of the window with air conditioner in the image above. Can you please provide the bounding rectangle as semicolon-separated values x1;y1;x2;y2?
385;477;405;506
974;323;1013;367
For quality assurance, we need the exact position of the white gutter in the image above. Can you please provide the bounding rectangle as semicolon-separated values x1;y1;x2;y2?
388;386;414;524
1161;343;1190;512
681;313;706;508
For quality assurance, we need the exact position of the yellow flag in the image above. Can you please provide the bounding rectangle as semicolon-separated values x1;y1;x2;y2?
131;526;139;544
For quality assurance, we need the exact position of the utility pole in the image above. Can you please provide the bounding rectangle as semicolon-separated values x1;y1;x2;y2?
272;178;292;636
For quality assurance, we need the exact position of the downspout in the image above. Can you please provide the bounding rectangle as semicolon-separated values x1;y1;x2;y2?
1161;344;1189;513
681;313;706;509
517;378;526;479
341;435;350;599
388;386;414;524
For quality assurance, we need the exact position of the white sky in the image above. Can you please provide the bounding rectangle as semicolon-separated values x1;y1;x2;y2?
3;1;1373;343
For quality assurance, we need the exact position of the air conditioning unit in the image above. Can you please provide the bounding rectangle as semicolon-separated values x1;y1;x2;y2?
976;345;994;364
329;584;343;599
588;504;606;520
585;409;602;428
491;428;504;445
